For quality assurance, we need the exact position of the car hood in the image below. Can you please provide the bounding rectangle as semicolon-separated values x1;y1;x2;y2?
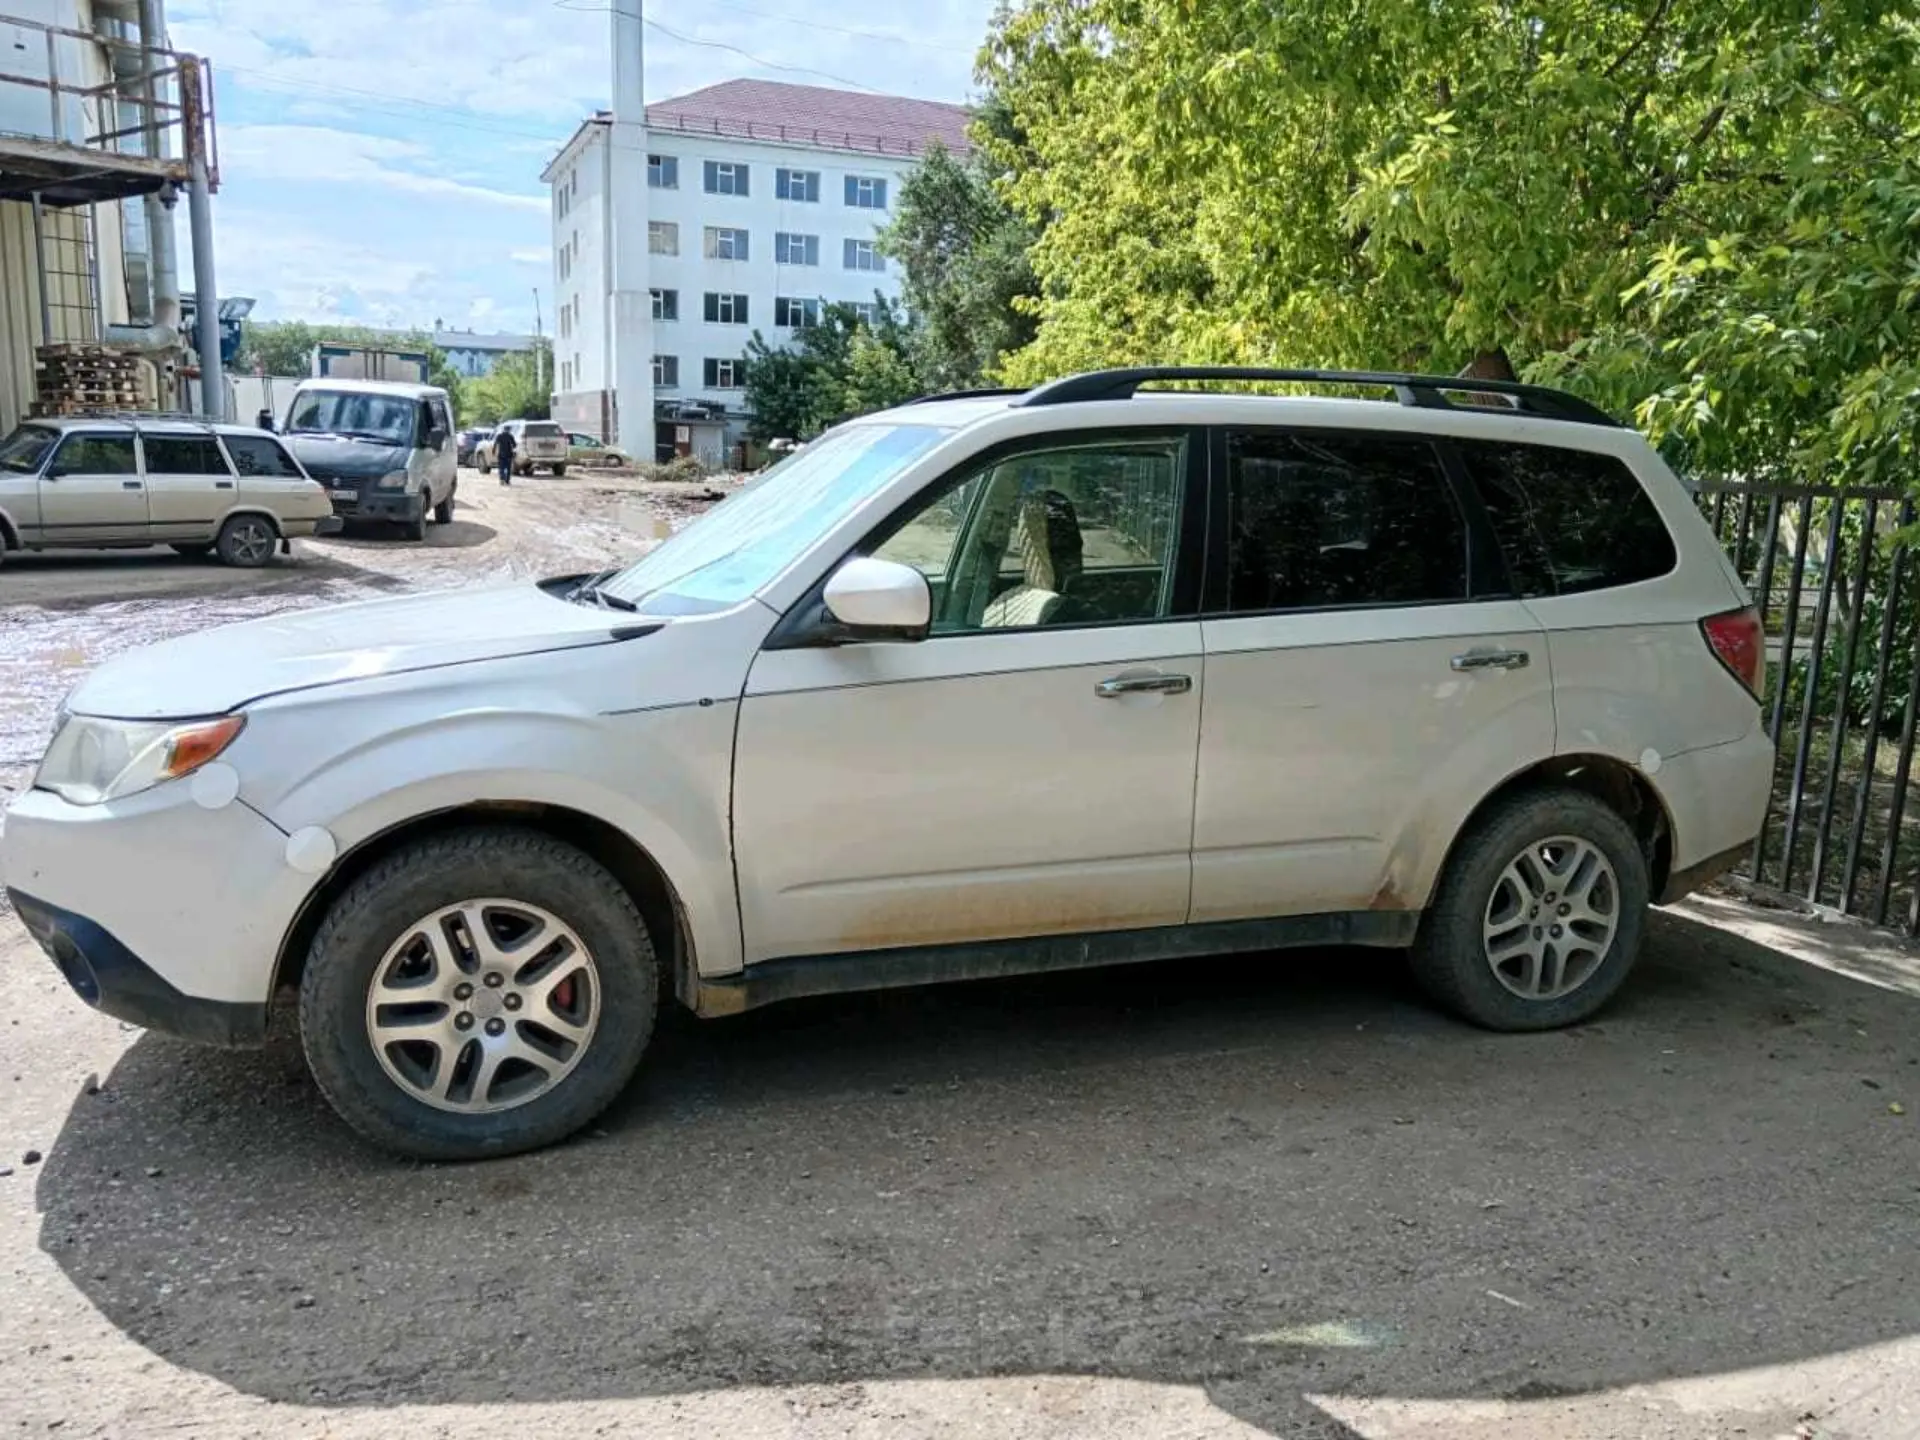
281;434;411;480
66;585;641;719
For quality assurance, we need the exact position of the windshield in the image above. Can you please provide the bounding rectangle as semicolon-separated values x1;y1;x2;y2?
286;390;419;445
602;424;949;614
0;425;56;473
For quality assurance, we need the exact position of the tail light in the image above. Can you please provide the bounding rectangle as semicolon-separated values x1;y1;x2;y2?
1702;606;1765;699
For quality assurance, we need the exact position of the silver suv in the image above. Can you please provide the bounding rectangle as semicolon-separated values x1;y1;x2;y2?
2;367;1773;1159
0;416;339;568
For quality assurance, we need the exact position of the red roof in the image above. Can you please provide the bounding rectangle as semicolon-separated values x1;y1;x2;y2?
645;80;971;159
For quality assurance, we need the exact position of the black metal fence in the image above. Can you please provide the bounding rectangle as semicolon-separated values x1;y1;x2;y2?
1696;480;1920;931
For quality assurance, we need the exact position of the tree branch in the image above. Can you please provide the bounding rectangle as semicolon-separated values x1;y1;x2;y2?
1605;0;1672;79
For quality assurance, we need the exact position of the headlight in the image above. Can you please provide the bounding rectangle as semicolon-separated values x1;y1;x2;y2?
35;714;245;806
375;468;411;490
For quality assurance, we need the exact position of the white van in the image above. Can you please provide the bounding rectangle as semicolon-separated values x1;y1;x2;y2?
277;378;458;541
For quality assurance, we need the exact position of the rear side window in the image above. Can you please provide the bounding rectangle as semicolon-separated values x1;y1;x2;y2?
143;435;230;475
1224;430;1468;612
223;435;303;478
1459;439;1677;596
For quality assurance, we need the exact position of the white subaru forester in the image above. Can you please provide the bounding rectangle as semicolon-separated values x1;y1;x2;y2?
2;368;1774;1159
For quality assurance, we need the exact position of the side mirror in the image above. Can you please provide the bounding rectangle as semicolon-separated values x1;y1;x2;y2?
254;408;274;432
427;426;449;450
821;557;931;640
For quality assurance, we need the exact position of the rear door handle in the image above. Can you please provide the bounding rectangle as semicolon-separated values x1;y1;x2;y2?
1451;648;1530;672
1096;673;1192;698
122;480;142;490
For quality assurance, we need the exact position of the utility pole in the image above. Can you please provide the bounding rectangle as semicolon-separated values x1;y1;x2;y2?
532;287;545;394
179;55;223;419
608;0;653;458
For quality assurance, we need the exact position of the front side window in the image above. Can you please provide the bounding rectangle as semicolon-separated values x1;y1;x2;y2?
869;436;1187;633
704;357;746;389
776;167;820;202
602;422;950;613
1224;430;1467;612
649;221;679;256
703;292;749;324
223;435;302;477
704;226;749;261
143;435;231;475
703;160;749;196
843;239;885;273
285;390;420;446
47;433;137;477
844;175;887;209
648;153;678;189
0;425;59;473
1458;438;1678;596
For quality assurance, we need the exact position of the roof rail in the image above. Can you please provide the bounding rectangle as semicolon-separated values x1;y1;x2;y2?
1013;367;1620;427
33;409;229;431
900;386;1027;406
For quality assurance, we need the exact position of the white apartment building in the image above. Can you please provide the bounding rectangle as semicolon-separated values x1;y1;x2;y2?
541;79;970;464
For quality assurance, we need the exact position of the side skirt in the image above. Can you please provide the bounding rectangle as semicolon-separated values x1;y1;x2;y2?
690;910;1422;1017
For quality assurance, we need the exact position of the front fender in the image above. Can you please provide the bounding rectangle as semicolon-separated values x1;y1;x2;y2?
236;690;744;979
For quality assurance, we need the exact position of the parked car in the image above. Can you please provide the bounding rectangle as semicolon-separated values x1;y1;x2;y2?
2;367;1773;1160
566;432;629;468
0;416;341;568
477;419;569;477
456;427;492;468
276;378;459;542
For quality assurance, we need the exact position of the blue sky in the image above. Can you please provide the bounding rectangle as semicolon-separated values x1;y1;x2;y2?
166;0;997;335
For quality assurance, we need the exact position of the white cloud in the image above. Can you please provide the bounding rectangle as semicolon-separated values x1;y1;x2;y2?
218;125;547;212
509;248;550;266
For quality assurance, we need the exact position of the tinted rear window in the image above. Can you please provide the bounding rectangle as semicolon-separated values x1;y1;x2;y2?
524;423;563;438
1458;439;1677;597
224;435;303;478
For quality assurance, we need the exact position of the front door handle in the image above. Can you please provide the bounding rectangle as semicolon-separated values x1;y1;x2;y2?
1096;672;1192;698
122;480;143;490
1451;648;1530;673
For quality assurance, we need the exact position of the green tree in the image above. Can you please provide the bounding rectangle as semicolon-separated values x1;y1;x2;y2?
880;140;1038;390
462;343;552;424
983;0;1920;486
743;299;920;440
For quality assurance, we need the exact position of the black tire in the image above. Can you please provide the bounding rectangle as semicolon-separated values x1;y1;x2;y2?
433;487;456;525
215;513;277;568
1410;787;1649;1031
299;826;660;1160
551;463;567;477
169;542;213;559
401;500;427;542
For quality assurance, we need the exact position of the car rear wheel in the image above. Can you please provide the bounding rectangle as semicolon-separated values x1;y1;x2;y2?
215;514;277;568
1410;787;1649;1031
299;827;659;1160
551;463;567;477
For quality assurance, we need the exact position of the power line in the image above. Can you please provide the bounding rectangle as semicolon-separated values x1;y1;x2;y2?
666;0;958;53
552;1;882;92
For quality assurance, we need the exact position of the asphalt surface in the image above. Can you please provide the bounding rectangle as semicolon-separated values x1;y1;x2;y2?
3;477;1918;1438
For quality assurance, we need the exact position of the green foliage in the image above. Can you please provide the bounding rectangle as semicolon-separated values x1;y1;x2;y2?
461;344;552;425
237;319;468;417
743;299;921;441
879;141;1038;390
983;0;1920;489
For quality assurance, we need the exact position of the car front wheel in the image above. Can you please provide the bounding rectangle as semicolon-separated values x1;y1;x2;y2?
1410;787;1649;1032
299;827;659;1160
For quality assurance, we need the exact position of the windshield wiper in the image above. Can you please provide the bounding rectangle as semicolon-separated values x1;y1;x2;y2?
570;568;639;612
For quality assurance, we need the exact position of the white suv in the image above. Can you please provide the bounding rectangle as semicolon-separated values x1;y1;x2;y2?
1;368;1773;1159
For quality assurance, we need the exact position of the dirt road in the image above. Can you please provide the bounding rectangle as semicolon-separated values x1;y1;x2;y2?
3;476;1920;1438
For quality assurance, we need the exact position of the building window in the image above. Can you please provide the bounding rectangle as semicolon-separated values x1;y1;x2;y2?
559;246;571;281
844;174;887;209
843;238;885;273
703;160;750;196
649;221;678;255
561;361;572;390
774;232;819;266
570;170;579;198
654;355;679;388
703;226;749;261
556;186;568;219
776;167;820;202
648;153;678;189
847;301;881;327
773;296;820;328
651;288;678;322
703;292;749;324
704;357;746;389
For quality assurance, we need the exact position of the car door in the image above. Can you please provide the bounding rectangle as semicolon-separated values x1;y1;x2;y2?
732;429;1209;964
1189;426;1555;924
141;431;233;543
223;431;312;516
38;429;148;543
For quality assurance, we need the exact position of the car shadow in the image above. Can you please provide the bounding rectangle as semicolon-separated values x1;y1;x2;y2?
32;912;1920;1432
318;518;497;550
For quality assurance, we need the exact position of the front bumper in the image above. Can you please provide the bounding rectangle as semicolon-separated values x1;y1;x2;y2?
10;889;266;1045
1;784;313;1046
322;484;422;521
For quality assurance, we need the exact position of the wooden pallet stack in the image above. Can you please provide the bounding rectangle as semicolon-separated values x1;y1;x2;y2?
31;343;147;416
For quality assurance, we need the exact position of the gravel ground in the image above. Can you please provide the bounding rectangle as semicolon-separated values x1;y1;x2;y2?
2;475;1919;1439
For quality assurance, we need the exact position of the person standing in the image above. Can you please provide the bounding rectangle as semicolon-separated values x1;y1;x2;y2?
495;424;518;486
